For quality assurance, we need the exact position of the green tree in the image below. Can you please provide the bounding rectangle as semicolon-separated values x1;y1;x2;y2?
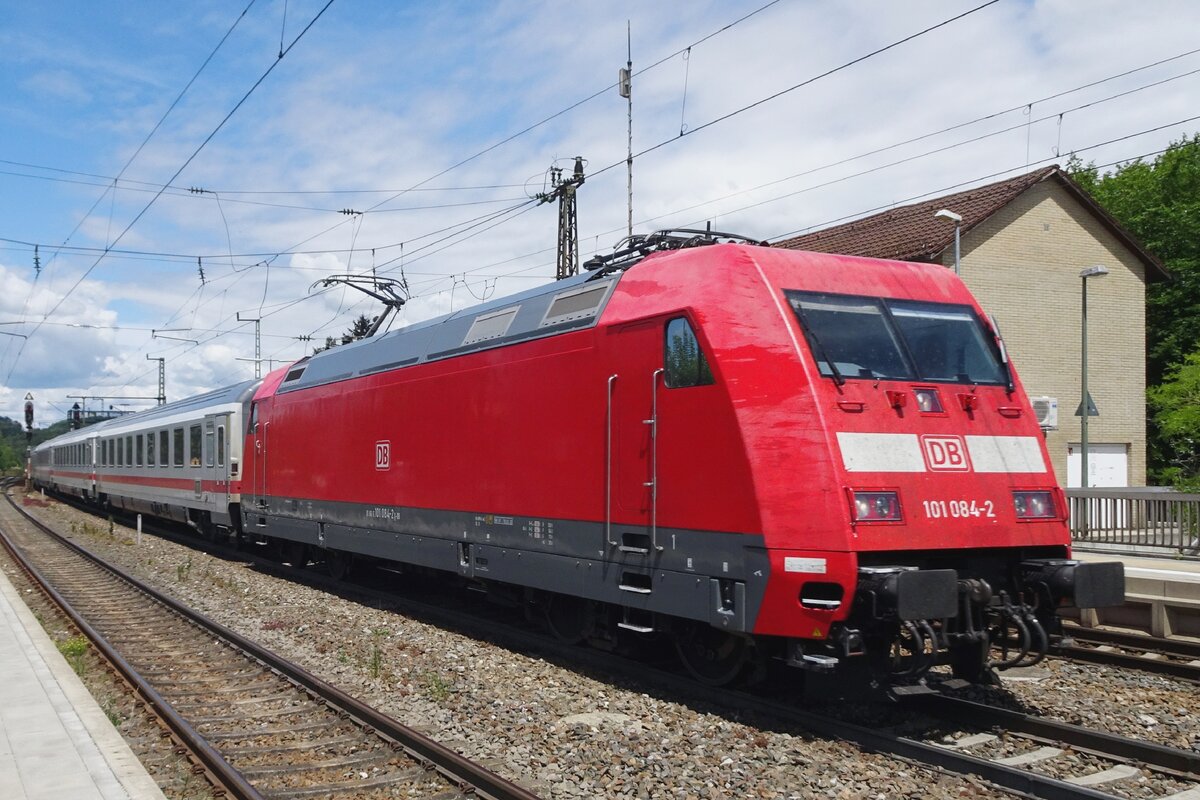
1147;348;1200;490
1069;135;1200;485
313;314;374;354
1069;135;1200;386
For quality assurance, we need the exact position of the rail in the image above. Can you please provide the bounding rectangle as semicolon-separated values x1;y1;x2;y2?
1067;487;1200;558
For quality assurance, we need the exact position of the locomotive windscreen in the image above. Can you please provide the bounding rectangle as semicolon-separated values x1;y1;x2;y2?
786;291;1005;385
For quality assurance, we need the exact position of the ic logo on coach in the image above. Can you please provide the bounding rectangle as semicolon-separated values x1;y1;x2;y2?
375;441;390;471
920;435;970;471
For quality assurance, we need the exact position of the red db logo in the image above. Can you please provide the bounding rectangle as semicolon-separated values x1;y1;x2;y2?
921;435;970;471
375;441;390;471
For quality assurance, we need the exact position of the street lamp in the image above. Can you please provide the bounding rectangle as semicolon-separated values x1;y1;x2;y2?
1078;264;1109;493
934;209;962;275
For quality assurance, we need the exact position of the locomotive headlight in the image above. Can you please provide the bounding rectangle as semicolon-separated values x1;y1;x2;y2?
850;491;902;522
1013;490;1056;519
913;388;942;413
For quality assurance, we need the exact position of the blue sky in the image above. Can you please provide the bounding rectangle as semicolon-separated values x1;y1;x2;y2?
1;0;1198;425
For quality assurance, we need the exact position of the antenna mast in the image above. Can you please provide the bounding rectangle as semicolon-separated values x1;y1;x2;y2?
620;21;633;238
146;355;166;405
237;312;262;378
536;156;586;280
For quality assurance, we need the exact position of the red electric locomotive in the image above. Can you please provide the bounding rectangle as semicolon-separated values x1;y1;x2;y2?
235;231;1124;687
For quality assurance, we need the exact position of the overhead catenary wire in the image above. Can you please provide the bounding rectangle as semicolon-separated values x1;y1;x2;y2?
16;5;1193;403
4;0;338;386
5;44;1197;273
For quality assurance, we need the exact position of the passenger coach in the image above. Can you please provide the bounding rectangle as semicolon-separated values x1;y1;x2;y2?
31;380;259;537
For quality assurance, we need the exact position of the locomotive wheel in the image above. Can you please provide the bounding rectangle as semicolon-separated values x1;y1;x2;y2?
673;624;749;686
544;594;594;644
326;550;354;581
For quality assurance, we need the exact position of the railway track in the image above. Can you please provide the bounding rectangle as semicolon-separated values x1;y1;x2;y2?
17;487;1200;800
1061;626;1200;684
0;489;540;800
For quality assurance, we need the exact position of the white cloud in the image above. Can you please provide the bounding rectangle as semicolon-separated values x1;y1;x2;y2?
1;0;1197;427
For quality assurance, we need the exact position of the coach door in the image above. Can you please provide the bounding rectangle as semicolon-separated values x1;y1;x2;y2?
204;413;230;504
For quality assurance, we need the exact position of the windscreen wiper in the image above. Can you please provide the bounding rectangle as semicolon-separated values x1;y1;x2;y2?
792;305;845;386
988;313;1015;393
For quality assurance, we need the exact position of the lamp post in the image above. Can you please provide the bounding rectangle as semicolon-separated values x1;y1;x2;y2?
1078;265;1109;494
934;209;962;275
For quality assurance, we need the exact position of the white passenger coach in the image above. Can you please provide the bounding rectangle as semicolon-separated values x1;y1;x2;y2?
30;379;260;537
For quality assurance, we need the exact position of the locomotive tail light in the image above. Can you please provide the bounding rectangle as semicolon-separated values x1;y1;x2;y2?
885;390;907;409
1013;490;1056;520
913;388;942;413
850;490;903;523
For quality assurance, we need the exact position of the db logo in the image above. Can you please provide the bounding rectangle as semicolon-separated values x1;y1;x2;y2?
921;435;970;471
375;441;390;471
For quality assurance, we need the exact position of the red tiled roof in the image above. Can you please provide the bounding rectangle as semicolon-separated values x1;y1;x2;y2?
773;166;1168;280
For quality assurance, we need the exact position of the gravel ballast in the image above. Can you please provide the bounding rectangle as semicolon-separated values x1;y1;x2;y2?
20;493;1200;799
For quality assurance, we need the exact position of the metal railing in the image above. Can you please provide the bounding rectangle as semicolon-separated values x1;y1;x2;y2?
1067;487;1200;558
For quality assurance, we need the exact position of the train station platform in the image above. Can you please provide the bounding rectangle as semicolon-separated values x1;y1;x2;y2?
0;568;166;800
1074;549;1200;638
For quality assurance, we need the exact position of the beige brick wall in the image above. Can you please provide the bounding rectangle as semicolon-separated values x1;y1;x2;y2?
941;182;1148;486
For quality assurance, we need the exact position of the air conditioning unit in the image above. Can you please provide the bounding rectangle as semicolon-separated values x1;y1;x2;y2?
1030;396;1058;430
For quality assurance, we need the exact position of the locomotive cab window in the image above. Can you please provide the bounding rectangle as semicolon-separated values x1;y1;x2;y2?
786;290;1005;385
664;317;714;388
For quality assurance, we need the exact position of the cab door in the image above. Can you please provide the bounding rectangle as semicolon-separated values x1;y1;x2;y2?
605;318;663;552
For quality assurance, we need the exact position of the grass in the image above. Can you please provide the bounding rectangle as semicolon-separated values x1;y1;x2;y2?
424;671;452;701
57;636;90;676
368;627;388;679
176;555;192;582
101;698;124;728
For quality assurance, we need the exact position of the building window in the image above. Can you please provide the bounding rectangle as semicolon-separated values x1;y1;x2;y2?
664;317;714;388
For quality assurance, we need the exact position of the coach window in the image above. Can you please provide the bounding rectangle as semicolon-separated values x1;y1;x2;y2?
135;434;144;466
190;425;202;467
173;428;184;467
146;432;155;465
217;425;226;467
125;436;133;467
117;439;124;467
664;317;714;388
204;422;215;468
159;430;169;466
